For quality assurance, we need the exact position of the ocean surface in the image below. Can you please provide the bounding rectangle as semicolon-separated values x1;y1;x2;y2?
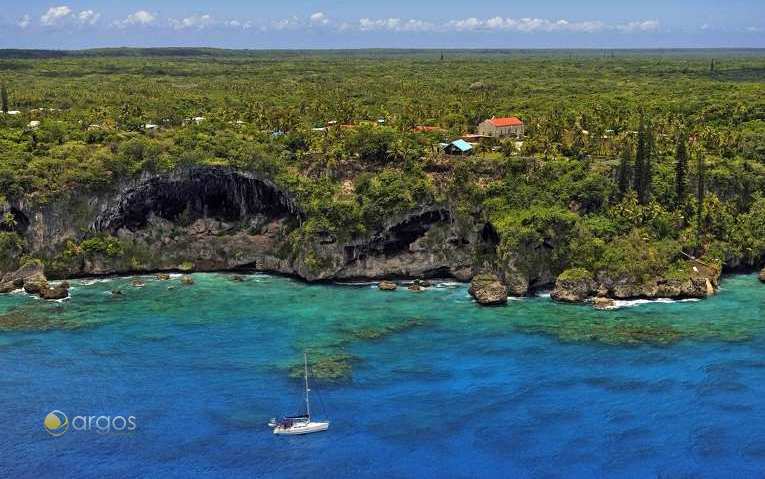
1;273;764;478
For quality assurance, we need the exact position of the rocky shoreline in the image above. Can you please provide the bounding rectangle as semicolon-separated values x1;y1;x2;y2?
0;166;760;307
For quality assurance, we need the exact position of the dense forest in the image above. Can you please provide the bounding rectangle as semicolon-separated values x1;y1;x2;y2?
1;49;764;294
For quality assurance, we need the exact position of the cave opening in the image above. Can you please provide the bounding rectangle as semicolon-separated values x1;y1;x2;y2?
95;168;301;233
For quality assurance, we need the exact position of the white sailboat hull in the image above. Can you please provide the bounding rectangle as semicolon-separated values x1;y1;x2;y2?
273;421;330;435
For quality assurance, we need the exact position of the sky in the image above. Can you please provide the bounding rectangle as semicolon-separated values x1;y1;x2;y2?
1;1;764;50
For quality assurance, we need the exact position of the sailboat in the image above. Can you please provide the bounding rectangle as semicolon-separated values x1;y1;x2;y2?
269;352;330;435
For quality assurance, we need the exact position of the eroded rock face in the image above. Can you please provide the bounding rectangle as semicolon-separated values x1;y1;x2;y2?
551;270;596;303
94;167;302;233
378;281;397;291
4;167;559;292
550;260;721;303
469;273;508;305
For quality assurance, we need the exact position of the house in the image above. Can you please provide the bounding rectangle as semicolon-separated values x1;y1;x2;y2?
477;116;525;138
443;139;474;156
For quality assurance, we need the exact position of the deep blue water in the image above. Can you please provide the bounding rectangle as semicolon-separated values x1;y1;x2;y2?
1;273;764;478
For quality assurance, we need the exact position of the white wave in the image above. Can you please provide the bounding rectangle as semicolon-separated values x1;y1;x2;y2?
610;297;701;309
435;281;463;288
74;277;115;286
337;281;379;287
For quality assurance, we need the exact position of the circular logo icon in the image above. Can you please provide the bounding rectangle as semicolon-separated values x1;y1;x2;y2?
44;410;69;437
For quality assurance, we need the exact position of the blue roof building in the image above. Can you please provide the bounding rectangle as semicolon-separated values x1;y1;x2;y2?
444;139;474;155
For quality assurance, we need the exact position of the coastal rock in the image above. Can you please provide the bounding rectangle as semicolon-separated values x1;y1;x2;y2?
180;276;194;285
1;261;45;293
39;283;69;300
131;278;145;287
23;272;49;295
551;268;596;303
378;281;397;291
155;273;171;281
593;297;615;310
759;268;765;283
0;280;21;294
468;273;508;305
413;279;432;288
408;284;424;292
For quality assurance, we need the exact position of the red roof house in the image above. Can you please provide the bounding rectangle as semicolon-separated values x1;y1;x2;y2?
478;116;525;138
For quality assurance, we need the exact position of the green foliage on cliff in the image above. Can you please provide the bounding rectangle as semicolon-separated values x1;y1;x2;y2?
1;50;765;278
0;232;24;271
78;235;124;257
558;268;594;282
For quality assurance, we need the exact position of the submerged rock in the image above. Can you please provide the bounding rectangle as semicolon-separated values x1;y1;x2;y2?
759;268;765;283
289;353;353;382
408;284;424;292
180;275;194;286
348;318;425;341
131;278;145;288
230;275;246;282
378;281;397;291
468;273;508;306
551;268;596;303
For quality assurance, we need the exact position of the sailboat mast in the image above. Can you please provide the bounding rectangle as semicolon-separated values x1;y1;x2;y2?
304;351;311;419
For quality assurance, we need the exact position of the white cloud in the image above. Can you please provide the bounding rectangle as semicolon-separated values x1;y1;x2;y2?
310;12;329;25
17;14;31;29
170;14;215;30
359;18;435;32
272;17;301;30
40;5;72;26
746;26;763;32
77;10;100;25
446;17;606;33
616;20;660;32
113;10;156;28
225;20;253;29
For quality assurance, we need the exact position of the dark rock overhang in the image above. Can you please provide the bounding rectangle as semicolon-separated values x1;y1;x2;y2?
92;167;304;233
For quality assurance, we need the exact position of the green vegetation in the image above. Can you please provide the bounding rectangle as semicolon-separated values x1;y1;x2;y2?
1;49;765;279
557;267;594;282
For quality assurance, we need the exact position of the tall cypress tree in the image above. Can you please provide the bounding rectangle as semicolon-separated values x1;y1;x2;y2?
675;132;688;207
696;152;706;247
1;83;8;114
643;121;654;204
634;117;647;203
617;141;632;198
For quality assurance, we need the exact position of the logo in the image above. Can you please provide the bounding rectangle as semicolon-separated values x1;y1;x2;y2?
44;410;69;436
44;410;137;436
